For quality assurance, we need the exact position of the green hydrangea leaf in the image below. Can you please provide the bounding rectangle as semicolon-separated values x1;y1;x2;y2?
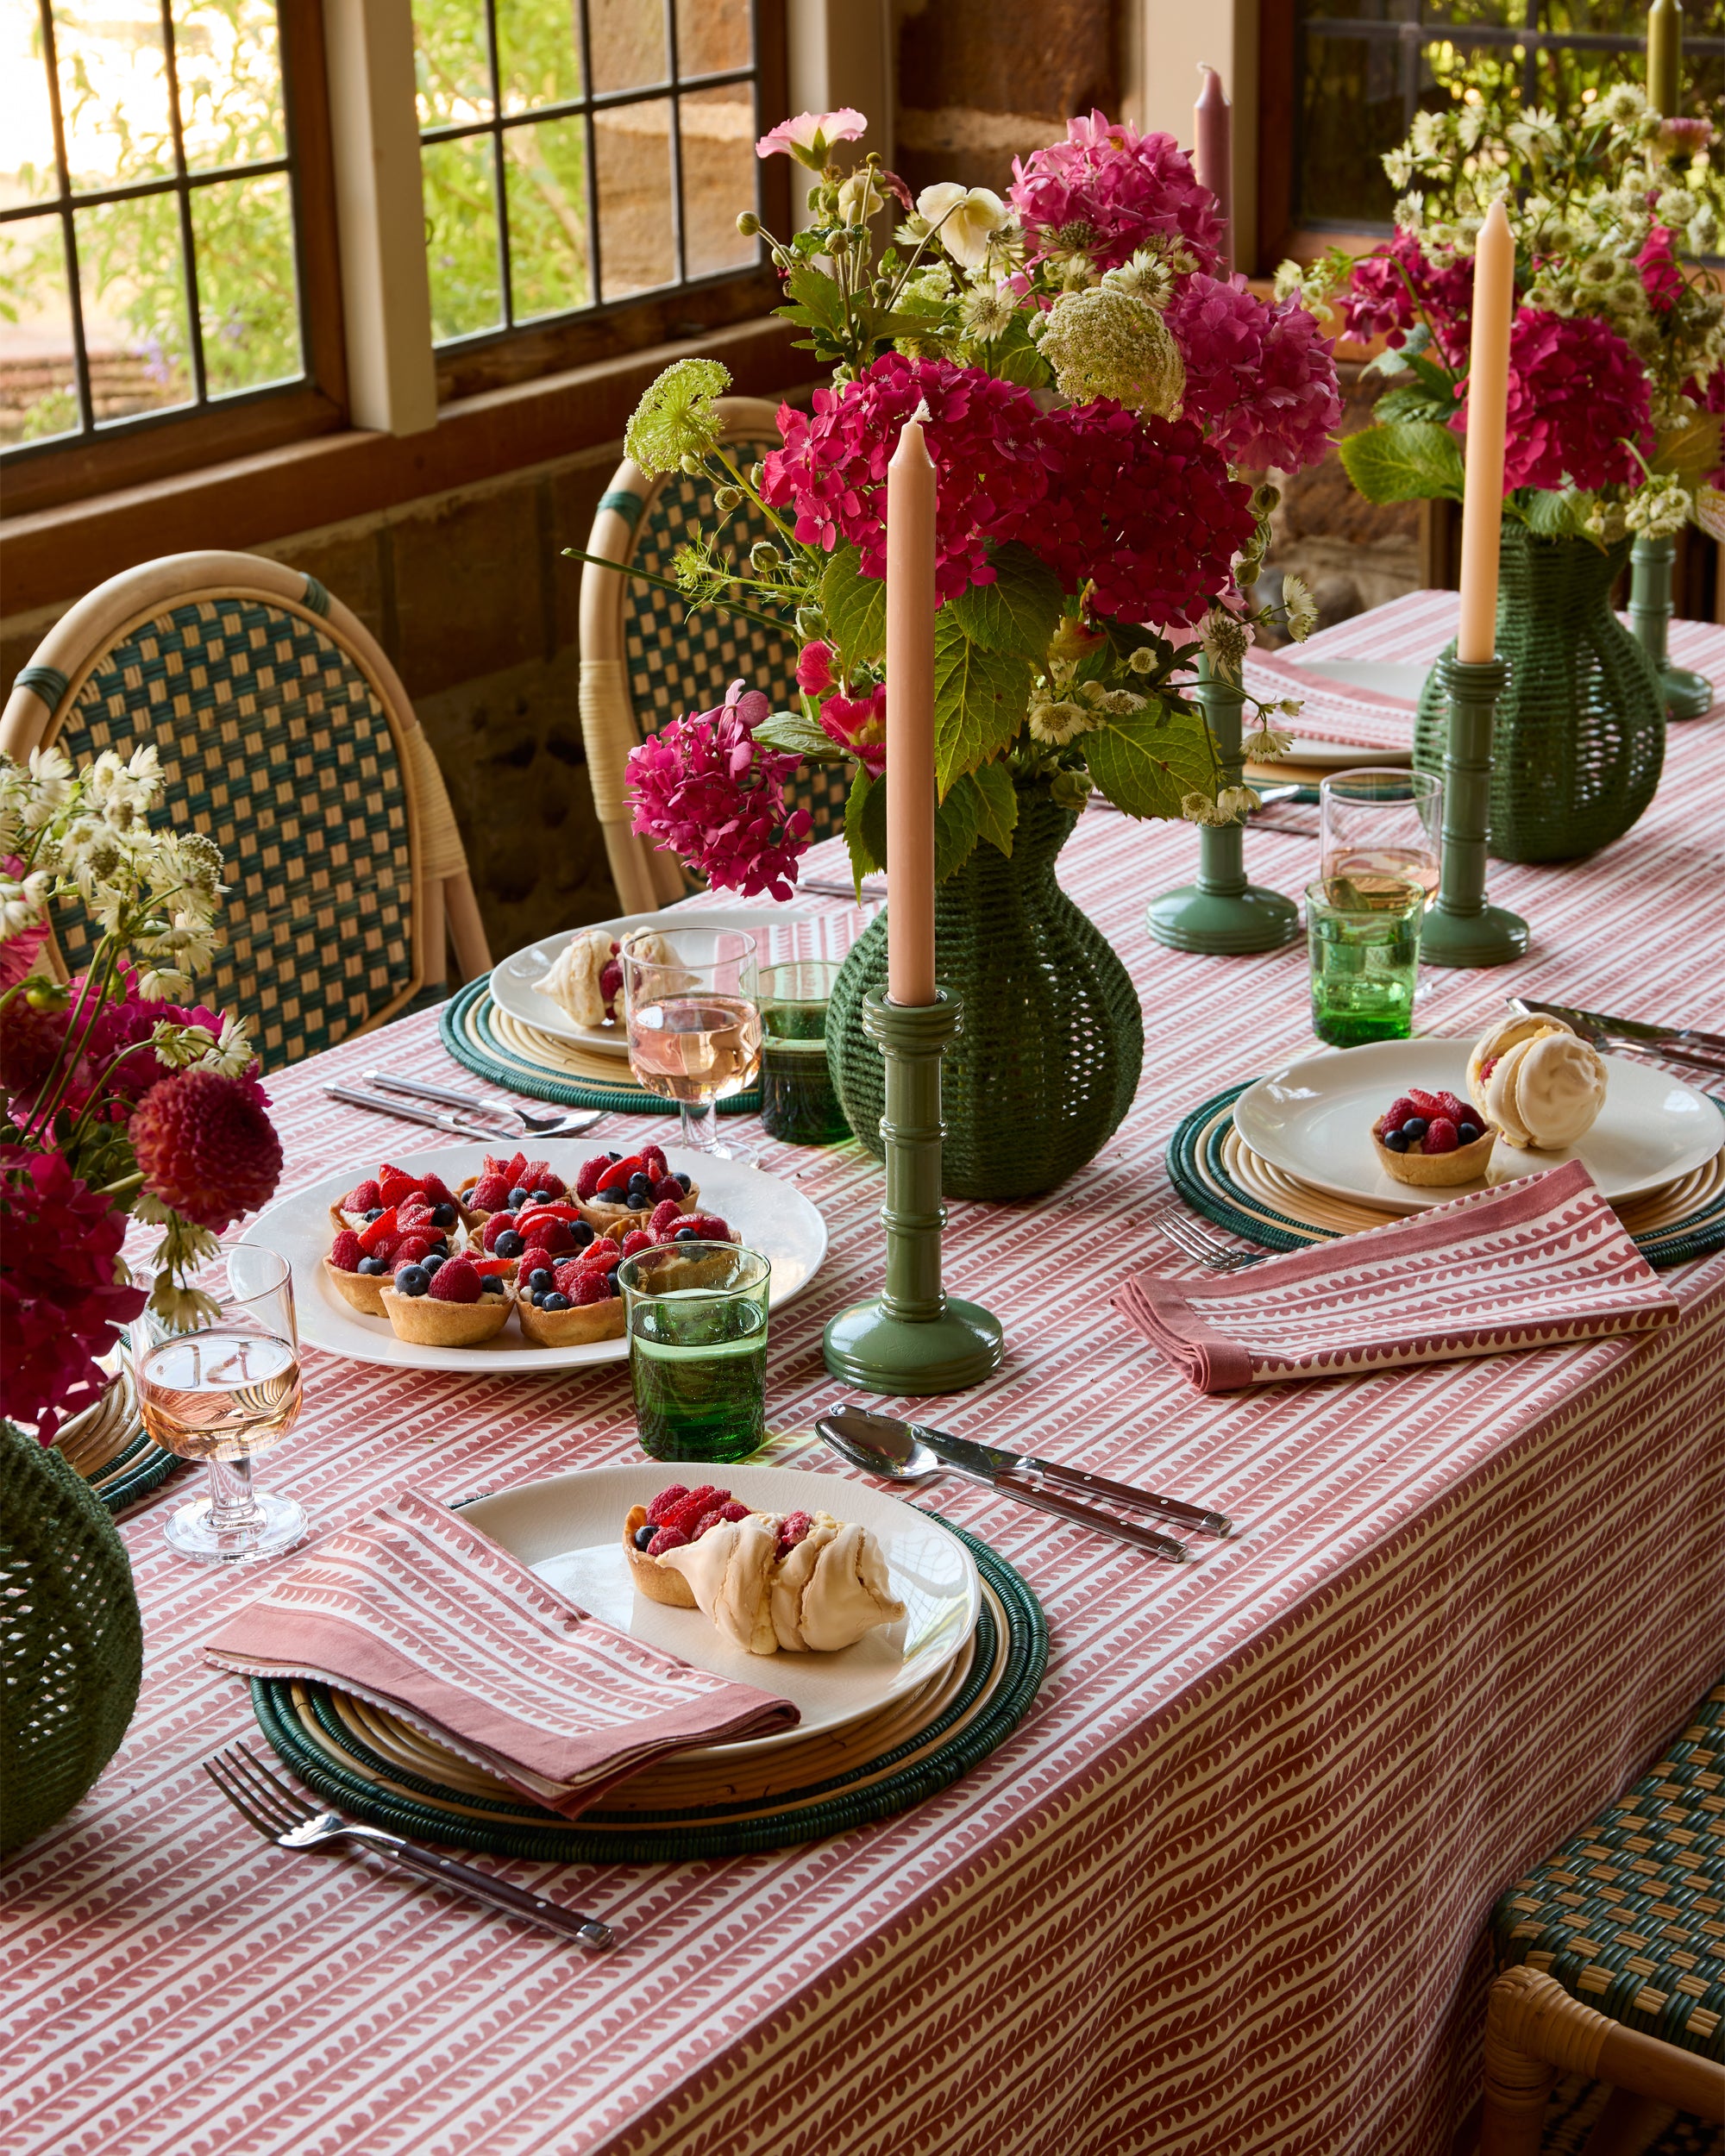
1082;699;1218;820
1338;421;1465;504
933;614;1031;797
1521;488;1588;538
948;542;1063;660
967;761;1019;857
820;545;888;664
752;711;843;759
843;767;888;890
934;774;980;881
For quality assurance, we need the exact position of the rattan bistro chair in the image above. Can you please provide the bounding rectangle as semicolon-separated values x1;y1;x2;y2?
0;551;491;1068
1481;1680;1725;2154
577;395;849;914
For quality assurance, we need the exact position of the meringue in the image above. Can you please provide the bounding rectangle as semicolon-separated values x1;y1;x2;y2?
657;1509;906;1657
535;927;618;1028
1467;1013;1608;1150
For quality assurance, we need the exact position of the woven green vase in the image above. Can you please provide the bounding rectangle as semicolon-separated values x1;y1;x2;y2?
1414;523;1665;863
827;787;1144;1200
1;1418;143;1854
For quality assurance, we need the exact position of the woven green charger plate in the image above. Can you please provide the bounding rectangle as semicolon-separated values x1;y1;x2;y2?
251;1521;1045;1863
438;977;761;1118
1169;1083;1725;1269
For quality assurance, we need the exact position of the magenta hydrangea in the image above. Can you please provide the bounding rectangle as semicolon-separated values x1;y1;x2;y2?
1008;110;1223;274
626;680;812;902
1340;230;1475;371
1454;309;1653;492
1166;273;1341;471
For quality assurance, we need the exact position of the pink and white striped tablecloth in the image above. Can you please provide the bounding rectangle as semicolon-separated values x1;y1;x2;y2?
4;621;1723;2156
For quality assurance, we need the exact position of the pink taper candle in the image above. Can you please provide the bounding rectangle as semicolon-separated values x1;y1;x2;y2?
1195;66;1232;275
1457;197;1515;665
886;410;938;1006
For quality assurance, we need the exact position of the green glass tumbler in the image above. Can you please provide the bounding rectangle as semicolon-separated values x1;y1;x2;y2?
618;1243;771;1463
1306;874;1425;1048
757;960;852;1146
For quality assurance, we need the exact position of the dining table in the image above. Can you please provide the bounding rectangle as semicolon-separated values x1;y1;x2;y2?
4;595;1723;2156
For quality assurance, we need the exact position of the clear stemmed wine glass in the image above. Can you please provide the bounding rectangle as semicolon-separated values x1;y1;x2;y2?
621;927;762;1155
135;1244;307;1564
1319;768;1444;897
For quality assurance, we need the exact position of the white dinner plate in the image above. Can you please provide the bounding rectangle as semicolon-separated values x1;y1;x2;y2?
490;906;816;1055
461;1463;982;1757
1233;1037;1724;1215
1258;736;1414;769
243;1144;827;1372
1283;653;1433;705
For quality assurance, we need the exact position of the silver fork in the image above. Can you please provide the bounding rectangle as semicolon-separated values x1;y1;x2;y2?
362;1070;604;1138
1146;1203;1267;1274
204;1743;615;1949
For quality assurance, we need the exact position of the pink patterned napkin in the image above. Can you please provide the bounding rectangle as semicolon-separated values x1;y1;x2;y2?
204;1489;799;1814
1114;1161;1678;1395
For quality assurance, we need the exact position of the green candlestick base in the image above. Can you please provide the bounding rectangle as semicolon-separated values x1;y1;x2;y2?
1629;535;1712;723
820;989;1003;1396
1421;653;1530;970
1146;655;1300;956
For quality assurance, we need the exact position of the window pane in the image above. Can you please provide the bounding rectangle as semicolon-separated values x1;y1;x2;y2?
1;2;61;204
0;213;79;446
505;113;591;318
73;193;193;420
679;83;754;280
423;133;502;338
496;0;582;115
414;0;492;130
53;2;178;192
172;0;285;173
1298;33;1408;223
191;170;299;392
588;0;666;97
674;0;750;78
594;96;674;299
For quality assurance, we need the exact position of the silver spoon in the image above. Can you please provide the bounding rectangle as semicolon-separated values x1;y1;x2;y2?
815;1412;1187;1563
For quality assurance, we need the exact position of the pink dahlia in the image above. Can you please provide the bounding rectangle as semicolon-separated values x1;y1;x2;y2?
627;682;813;901
1167;273;1341;471
128;1067;283;1232
818;684;888;776
762;354;1049;602
0;1147;147;1445
1029;404;1257;625
1340;231;1475;371
1454;309;1653;492
1009;111;1223;275
1638;226;1684;314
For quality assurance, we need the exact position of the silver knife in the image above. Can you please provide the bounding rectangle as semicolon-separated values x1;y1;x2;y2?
1510;998;1725;1067
909;1420;1233;1538
323;1084;504;1142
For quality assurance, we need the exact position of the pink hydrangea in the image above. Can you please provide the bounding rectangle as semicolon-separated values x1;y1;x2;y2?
818;685;888;776
1686;367;1725;489
1009;110;1223;274
1341;230;1475;370
1029;404;1257;625
794;642;834;694
1166;273;1341;471
626;680;812;902
1453;308;1653;492
1638;226;1684;314
762;354;1049;601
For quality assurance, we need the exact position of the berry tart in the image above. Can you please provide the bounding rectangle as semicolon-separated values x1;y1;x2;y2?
574;1143;699;1231
477;1194;606;1277
380;1252;514;1345
1370;1087;1496;1188
514;1229;640;1346
620;1485;906;1655
323;1163;473;1315
1466;1012;1608;1150
644;1197;736;1248
455;1150;569;1223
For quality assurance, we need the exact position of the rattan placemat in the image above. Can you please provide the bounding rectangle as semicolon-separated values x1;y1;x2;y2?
439;978;761;1116
1168;1083;1725;1268
251;1521;1045;1861
52;1352;177;1514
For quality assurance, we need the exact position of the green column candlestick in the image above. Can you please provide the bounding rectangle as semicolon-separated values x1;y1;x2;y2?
1421;654;1530;969
1146;654;1300;955
822;989;1003;1395
1629;535;1711;721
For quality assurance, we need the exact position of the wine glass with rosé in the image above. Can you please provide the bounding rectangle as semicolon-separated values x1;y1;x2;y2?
1319;768;1443;897
621;928;762;1155
135;1244;306;1564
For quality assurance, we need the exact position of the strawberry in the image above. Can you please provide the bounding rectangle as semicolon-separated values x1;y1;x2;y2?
358;1206;399;1252
377;1163;422;1208
470;1255;514;1279
618;1229;653;1258
367;1233;398;1265
596;1154;645;1195
651;1176;685;1204
428;1256;482;1303
649;1197;687;1238
328;1229;365;1272
645;1484;691;1525
341;1178;380;1213
579;1239;621;1275
396;1199;435;1227
469;1174;511;1213
574;1154;610;1200
1423;1117;1459;1154
520;1160;565;1199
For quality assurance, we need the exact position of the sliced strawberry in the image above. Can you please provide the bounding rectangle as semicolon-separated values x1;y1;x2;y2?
578;1238;621;1275
358;1206;399;1252
377;1164;422;1208
470;1254;514;1278
514;1200;581;1239
595;1154;644;1194
641;1144;668;1181
496;1150;527;1189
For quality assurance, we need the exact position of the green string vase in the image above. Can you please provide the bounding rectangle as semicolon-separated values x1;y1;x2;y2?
826;787;1144;1201
1414;523;1665;863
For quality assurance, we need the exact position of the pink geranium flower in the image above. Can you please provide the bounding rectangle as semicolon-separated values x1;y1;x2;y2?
1009;110;1223;274
1454;308;1653;492
818;685;888;776
1638;226;1684;314
627;682;812;901
795;642;835;695
756;109;867;169
1166;273;1341;471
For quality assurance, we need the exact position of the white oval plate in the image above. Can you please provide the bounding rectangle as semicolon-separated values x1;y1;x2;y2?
1233;1037;1723;1215
461;1463;982;1757
490;906;816;1056
244;1144;827;1371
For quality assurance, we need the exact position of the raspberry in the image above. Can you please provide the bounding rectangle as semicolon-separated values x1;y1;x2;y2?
417;1173;456;1207
641;1144;668;1181
1435;1092;1469;1125
392;1235;433;1265
470;1175;511;1213
377;1164;422;1208
428;1256;482;1303
776;1508;814;1557
718;1501;750;1522
651;1176;685;1204
341;1178;380;1213
645;1484;691;1524
618;1229;653;1257
663;1484;726;1533
692;1507;729;1539
524;1218;576;1255
579;1238;621;1274
646;1526;688;1556
1407;1089;1443;1118
574;1155;609;1200
676;1213;731;1243
1480;1056;1498;1081
481;1211;518;1250
1423;1117;1458;1154
568;1268;614;1306
649;1197;686;1238
1383;1098;1417;1133
599;957;623;1009
329;1229;365;1272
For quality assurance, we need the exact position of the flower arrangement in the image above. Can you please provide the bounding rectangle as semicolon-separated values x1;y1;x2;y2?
1279;87;1725;543
587;108;1342;897
0;744;283;1442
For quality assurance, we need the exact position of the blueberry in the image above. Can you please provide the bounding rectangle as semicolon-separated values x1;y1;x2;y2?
363;1206;384;1222
495;1230;524;1259
357;1255;386;1275
530;1288;547;1307
1458;1123;1480;1145
481;1275;505;1294
423;1254;446;1277
530;1188;552;1204
627;1188;649;1208
430;1202;455;1228
633;1523;656;1551
675;1172;692;1191
570;1219;595;1248
608;1150;622;1163
1401;1116;1427;1141
508;1186;529;1207
674;1225;700;1241
543;1292;572;1312
394;1263;430;1296
525;1266;553;1292
1383;1128;1409;1154
606;1275;622;1297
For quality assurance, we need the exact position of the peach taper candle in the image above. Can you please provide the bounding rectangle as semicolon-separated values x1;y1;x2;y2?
885;407;938;1006
1456;197;1515;665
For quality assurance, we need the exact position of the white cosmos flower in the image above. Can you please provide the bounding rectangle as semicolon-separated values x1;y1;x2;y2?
915;183;1008;271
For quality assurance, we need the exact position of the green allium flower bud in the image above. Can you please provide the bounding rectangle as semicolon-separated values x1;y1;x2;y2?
794;607;826;642
749;541;781;573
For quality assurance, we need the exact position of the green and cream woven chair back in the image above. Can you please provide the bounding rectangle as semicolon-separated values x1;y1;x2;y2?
578;396;847;914
0;551;492;1070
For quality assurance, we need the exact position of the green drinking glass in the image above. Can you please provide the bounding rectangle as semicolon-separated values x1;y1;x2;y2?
757;960;852;1147
619;1243;772;1463
1306;873;1426;1048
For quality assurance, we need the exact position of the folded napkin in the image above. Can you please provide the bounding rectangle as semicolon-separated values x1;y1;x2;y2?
1115;1161;1678;1395
204;1489;799;1814
1240;644;1419;755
